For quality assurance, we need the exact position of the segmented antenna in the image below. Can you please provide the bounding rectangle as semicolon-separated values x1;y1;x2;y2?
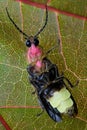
6;5;48;38
6;7;29;38
34;5;48;38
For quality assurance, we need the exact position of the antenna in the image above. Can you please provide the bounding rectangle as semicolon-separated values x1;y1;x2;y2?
6;7;29;38
34;5;48;38
6;5;48;39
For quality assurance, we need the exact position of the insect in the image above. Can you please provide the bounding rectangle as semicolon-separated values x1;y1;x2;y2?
27;55;78;122
6;6;78;122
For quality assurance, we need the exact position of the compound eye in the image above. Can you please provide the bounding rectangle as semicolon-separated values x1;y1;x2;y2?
34;38;39;46
26;40;31;47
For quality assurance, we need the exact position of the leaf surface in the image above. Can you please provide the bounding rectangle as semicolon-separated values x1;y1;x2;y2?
0;0;87;130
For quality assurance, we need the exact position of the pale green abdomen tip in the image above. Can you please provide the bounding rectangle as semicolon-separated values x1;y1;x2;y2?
57;98;73;113
48;87;73;113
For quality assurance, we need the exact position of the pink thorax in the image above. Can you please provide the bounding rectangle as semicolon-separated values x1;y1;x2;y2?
27;44;43;69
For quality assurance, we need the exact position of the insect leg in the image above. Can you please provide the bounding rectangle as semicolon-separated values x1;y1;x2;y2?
63;77;79;88
32;90;36;95
46;39;60;56
37;109;44;117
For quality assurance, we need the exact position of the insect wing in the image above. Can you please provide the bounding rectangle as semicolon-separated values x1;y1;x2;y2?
39;92;62;122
